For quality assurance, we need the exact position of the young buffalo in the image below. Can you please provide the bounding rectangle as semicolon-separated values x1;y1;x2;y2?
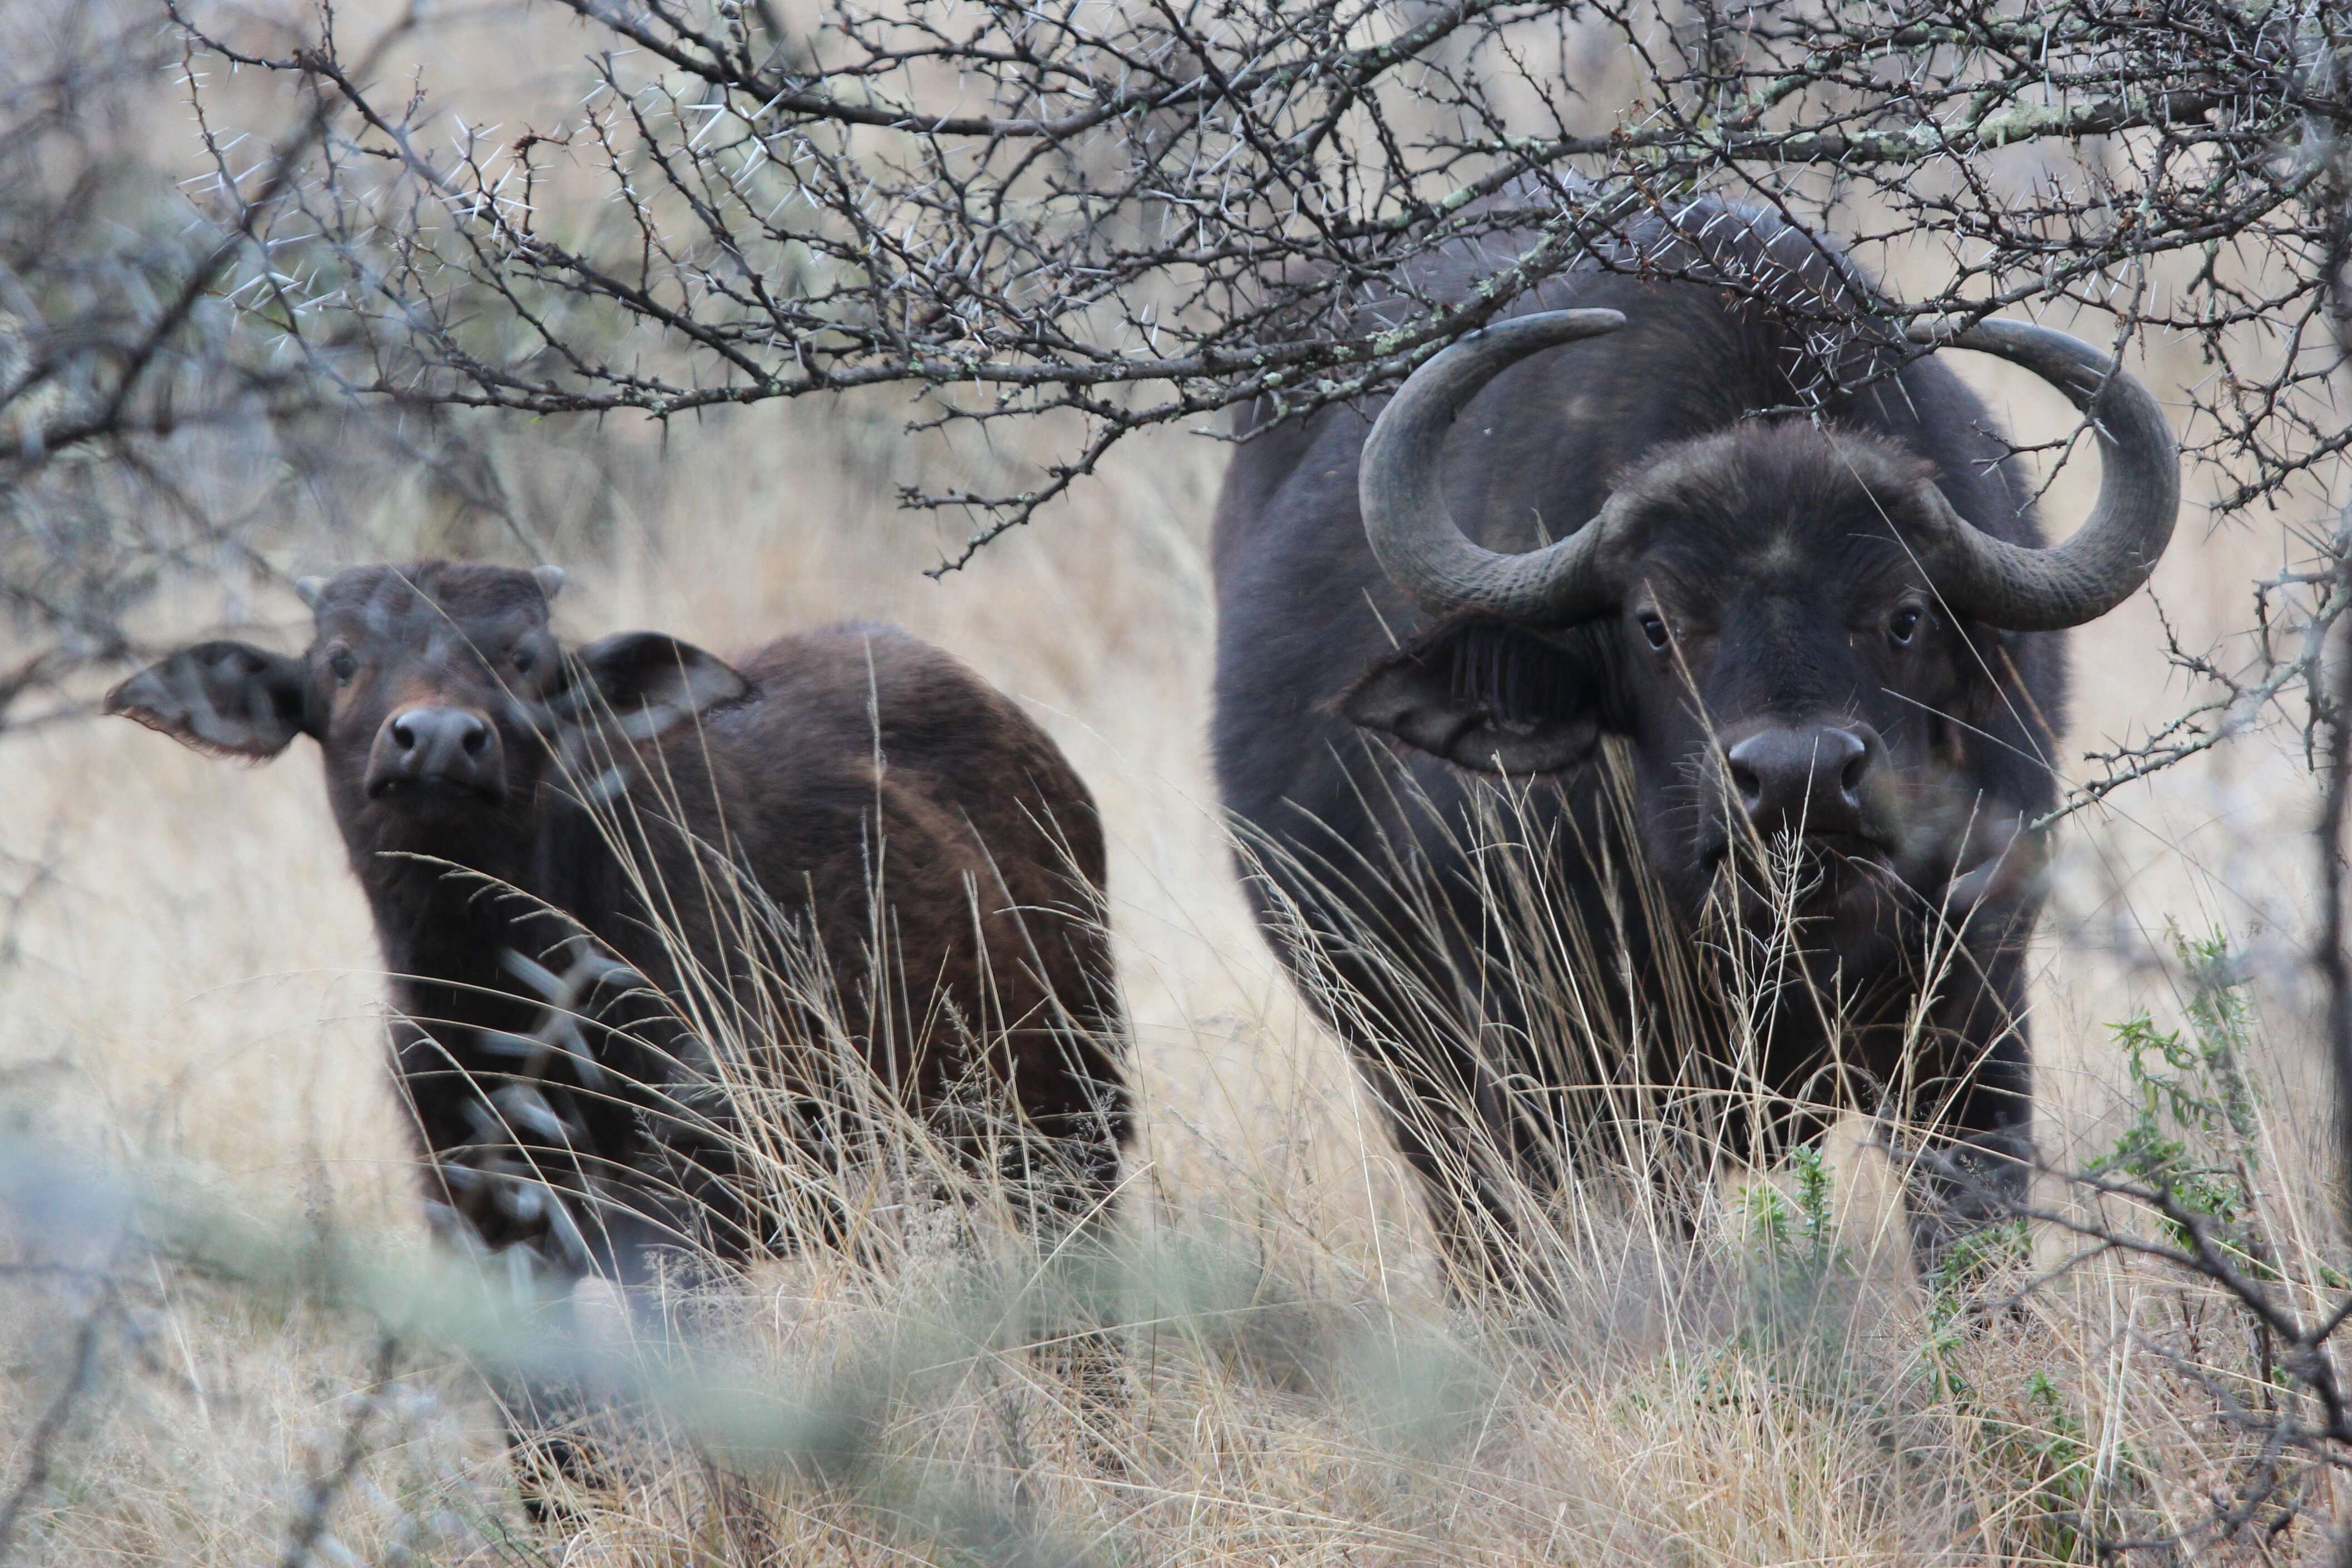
107;561;1129;1476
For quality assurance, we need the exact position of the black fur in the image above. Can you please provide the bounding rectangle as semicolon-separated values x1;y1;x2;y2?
1214;201;2063;1290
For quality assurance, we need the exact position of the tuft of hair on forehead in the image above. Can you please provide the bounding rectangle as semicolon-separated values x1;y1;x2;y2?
1614;421;1940;559
302;560;559;624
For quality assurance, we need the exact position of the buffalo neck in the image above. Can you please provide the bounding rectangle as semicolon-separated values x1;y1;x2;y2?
344;782;672;1042
342;799;578;1051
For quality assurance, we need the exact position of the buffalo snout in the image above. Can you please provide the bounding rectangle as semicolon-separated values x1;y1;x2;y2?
1722;722;1881;840
368;705;503;801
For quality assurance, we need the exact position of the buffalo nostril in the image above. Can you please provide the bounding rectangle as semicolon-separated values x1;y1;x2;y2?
389;717;417;751
1729;760;1763;812
461;722;489;756
1840;747;1870;800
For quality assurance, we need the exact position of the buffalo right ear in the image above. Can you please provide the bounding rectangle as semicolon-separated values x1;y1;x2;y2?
1339;616;1608;775
104;642;311;760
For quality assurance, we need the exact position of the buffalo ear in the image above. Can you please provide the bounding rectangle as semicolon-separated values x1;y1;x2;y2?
1339;616;1606;775
103;642;311;760
565;631;748;738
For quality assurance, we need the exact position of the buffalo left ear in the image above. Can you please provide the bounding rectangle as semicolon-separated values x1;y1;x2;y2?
1340;616;1608;775
565;631;748;738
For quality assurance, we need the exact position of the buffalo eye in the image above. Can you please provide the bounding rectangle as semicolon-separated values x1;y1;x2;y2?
326;647;358;684
1637;612;1670;652
1888;605;1923;647
512;647;536;675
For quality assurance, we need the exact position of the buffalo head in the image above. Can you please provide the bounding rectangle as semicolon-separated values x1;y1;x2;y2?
105;561;748;870
1341;310;2178;953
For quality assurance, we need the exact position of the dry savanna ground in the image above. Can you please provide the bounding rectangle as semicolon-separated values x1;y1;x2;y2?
3;7;2350;1566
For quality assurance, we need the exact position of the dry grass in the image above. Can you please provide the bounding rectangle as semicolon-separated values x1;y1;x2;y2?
3;6;2349;1561
0;370;2342;1564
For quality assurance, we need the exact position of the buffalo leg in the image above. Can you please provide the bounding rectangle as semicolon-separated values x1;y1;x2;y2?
496;1200;697;1520
1896;948;2034;1288
1346;1027;1565;1307
490;1285;621;1522
1003;1044;1133;1465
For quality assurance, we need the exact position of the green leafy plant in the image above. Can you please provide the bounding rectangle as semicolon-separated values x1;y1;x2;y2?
2093;928;2270;1273
1740;1144;1846;1279
1915;1230;2119;1564
1733;1143;1860;1387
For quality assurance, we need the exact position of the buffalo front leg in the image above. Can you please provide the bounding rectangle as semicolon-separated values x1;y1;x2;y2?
475;1275;630;1523
1349;1026;1567;1309
1894;950;2035;1291
479;1198;689;1522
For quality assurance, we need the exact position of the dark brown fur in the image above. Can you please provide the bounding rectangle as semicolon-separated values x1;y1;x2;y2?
107;561;1130;1286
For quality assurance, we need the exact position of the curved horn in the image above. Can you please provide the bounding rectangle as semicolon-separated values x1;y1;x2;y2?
1360;309;1629;619
1902;319;2179;632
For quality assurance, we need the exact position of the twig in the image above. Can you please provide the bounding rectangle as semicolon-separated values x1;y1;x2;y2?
277;1334;401;1568
0;1288;114;1564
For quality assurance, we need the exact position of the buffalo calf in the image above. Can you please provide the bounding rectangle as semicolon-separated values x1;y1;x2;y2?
109;560;1130;1480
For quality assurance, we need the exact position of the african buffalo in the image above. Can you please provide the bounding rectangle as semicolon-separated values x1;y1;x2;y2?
1212;203;2177;1290
107;561;1129;1475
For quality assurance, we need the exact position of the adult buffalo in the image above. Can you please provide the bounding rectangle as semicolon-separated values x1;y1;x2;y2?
107;560;1128;1479
1212;203;2176;1290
